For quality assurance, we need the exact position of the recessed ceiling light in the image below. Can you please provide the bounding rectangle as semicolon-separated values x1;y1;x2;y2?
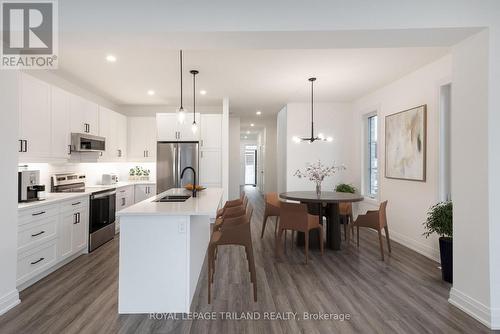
105;54;117;62
199;90;207;95
244;136;248;139
147;90;155;96
256;111;262;115
246;131;250;134
250;123;254;127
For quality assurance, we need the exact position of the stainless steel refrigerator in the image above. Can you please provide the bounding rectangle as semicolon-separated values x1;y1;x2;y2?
157;142;199;194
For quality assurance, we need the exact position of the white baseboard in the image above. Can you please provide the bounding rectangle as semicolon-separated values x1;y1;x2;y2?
449;287;494;329
384;229;440;262
0;289;20;316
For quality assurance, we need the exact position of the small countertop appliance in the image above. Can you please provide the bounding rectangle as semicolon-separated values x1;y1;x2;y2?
18;170;45;202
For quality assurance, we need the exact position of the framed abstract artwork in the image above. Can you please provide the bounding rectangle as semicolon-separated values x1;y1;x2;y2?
385;105;427;181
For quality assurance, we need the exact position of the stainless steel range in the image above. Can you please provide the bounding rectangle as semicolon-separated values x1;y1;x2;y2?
51;173;116;252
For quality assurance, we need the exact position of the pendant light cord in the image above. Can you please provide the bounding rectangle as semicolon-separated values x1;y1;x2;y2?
180;50;183;110
311;78;314;139
192;71;196;123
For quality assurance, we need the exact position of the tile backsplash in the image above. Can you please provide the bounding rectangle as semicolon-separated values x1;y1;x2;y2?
20;162;156;190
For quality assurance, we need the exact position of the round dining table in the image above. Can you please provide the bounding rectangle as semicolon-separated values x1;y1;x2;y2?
279;191;364;250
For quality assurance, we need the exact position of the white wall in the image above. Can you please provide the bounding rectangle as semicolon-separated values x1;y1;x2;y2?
351;55;452;261
228;116;241;199
448;31;492;326
0;72;21;314
285;102;355;192
262;117;277;194
277;106;287;193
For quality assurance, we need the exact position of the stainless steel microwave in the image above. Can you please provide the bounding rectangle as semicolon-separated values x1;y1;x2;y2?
71;133;106;152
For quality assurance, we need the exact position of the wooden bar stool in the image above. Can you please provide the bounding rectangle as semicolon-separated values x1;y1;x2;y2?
208;204;256;303
216;193;246;218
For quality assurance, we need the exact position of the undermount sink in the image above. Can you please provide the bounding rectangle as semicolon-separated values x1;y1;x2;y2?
156;195;191;203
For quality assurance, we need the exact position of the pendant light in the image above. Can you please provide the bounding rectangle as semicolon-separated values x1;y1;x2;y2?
292;77;333;143
190;70;199;133
177;50;187;124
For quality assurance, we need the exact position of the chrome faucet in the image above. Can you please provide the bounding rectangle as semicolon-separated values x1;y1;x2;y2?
180;166;197;197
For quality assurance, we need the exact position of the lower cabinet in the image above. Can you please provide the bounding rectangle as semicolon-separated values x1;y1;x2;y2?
134;184;157;203
17;196;89;289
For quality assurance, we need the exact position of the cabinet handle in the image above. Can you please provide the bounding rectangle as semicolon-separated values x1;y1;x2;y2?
31;230;45;237
121;198;126;206
72;201;81;206
74;212;80;224
88;124;91;133
19;140;23;152
23;140;28;152
32;211;46;216
68;145;72;155
30;257;45;265
146;150;149;157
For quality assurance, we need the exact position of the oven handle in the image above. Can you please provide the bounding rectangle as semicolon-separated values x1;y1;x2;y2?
91;191;116;199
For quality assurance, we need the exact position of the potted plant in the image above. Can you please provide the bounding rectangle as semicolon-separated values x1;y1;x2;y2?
335;183;357;194
423;201;453;283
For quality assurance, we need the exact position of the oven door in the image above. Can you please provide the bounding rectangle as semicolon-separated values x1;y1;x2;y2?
89;191;116;233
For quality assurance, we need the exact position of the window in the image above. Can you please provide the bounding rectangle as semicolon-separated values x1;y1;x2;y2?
366;115;378;198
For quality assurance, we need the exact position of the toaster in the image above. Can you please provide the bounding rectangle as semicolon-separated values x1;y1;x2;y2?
102;174;118;185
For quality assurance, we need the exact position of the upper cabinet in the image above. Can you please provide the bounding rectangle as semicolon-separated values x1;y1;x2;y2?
98;106;127;162
51;86;72;159
70;94;99;135
128;117;157;162
200;114;222;149
156;113;200;142
18;74;52;161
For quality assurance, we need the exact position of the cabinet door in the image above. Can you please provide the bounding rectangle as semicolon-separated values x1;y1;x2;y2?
51;86;71;159
156;113;178;141
69;94;87;134
178;113;201;141
134;185;148;203
200;114;222;149
19;74;52;160
59;211;75;259
128;117;157;162
98;106;119;161
116;112;128;161
72;209;87;251
199;149;221;186
70;94;99;135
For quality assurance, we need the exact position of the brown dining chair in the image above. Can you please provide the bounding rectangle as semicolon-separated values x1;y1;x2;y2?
276;202;324;264
261;192;281;238
349;201;391;260
208;204;256;303
339;202;354;241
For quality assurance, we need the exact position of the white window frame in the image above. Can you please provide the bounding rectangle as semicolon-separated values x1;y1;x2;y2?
362;111;379;200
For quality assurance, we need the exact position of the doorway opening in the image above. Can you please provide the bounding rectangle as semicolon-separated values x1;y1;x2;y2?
244;145;257;186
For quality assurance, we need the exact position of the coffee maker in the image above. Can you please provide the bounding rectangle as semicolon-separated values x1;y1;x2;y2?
18;170;45;202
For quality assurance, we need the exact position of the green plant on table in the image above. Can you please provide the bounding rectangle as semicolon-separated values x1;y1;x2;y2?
335;183;357;194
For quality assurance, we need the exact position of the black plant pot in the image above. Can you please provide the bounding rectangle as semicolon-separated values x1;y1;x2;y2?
439;237;453;283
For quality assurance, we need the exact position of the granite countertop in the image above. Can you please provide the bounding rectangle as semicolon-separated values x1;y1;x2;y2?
116;188;223;218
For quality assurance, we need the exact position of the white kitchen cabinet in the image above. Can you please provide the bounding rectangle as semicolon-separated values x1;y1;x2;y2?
200;114;222;149
199;149;222;187
117;185;135;211
51;86;72;159
128;117;157;162
116;112;128;161
98;107;127;162
70;93;99;135
18;74;52;161
134;184;157;203
59;198;89;260
157;113;200;141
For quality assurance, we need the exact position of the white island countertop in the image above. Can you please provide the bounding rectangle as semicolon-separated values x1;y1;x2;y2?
117;187;223;217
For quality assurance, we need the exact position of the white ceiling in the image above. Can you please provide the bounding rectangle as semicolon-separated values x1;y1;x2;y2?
55;47;450;117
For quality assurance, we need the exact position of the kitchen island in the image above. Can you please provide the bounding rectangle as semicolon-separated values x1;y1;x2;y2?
117;188;223;314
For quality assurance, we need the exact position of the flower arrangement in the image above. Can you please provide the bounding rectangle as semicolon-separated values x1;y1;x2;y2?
294;160;345;196
129;166;151;181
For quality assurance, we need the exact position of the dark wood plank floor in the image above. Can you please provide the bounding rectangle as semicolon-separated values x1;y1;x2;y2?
0;186;493;334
